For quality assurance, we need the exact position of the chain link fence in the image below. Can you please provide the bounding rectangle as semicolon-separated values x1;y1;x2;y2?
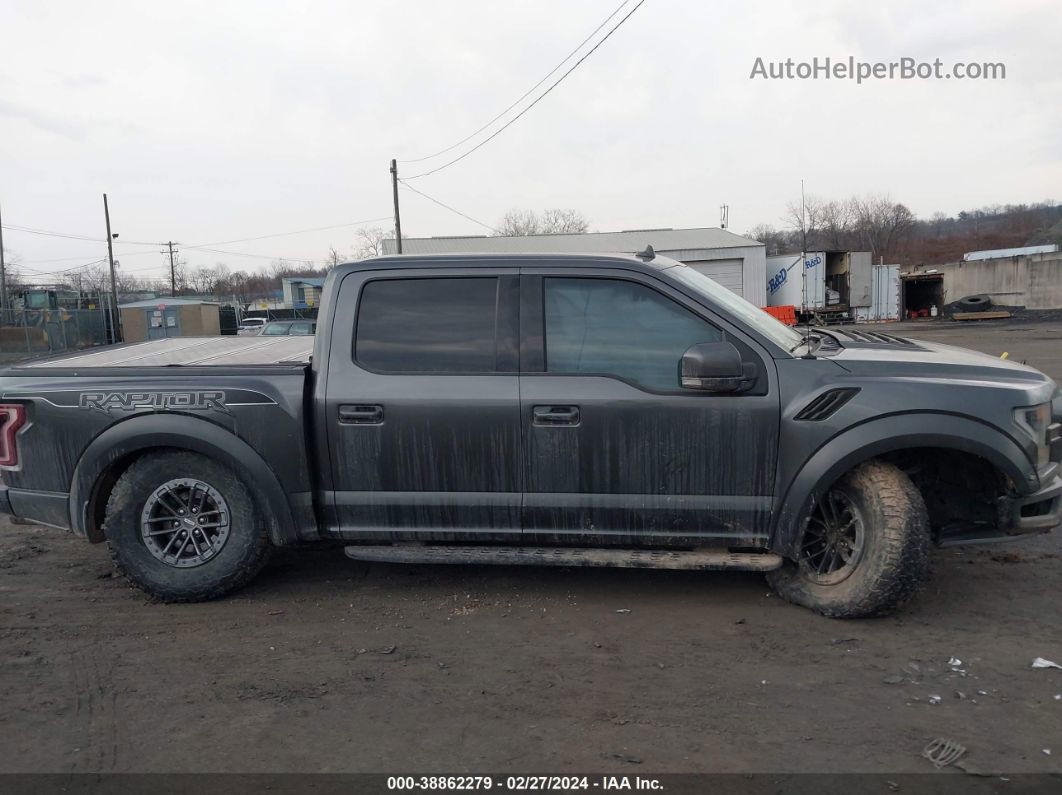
0;307;114;364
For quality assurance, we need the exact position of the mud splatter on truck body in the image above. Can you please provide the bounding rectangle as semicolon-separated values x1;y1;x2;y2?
0;253;1058;616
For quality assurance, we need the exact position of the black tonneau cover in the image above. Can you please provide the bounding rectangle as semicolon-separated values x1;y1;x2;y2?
19;336;314;368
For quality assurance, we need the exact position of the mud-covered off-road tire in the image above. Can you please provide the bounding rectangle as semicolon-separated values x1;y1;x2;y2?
767;459;930;618
104;451;272;602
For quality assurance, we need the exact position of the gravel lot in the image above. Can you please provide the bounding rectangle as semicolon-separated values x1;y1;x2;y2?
2;320;1061;776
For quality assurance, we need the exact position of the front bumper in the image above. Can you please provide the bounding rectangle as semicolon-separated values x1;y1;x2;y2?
998;461;1062;533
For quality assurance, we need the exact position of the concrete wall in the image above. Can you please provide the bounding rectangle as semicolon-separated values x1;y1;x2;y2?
937;252;1062;309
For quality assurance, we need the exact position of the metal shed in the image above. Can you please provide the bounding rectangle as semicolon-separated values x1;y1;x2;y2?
382;227;768;307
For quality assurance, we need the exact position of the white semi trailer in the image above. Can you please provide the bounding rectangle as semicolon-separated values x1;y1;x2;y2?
766;251;873;318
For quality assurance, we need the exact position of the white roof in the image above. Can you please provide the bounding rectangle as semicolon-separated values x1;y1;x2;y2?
382;227;763;256
963;244;1059;261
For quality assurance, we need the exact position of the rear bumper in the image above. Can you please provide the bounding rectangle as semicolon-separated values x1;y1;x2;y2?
0;486;71;529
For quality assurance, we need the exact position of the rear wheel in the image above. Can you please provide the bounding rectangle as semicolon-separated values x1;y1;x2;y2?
104;451;272;602
767;459;930;618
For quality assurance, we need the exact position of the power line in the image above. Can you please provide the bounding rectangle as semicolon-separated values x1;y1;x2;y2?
184;215;393;247
398;180;499;233
1;223;161;246
14;259;108;276
401;0;632;165
20;253;116;264
184;245;317;262
4;213;391;252
403;0;648;180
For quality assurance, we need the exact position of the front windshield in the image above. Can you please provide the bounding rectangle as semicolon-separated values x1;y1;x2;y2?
261;323;291;336
665;264;805;352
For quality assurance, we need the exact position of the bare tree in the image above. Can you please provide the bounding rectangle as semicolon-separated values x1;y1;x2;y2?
541;208;589;234
496;209;542;236
745;224;790;256
785;195;830;250
495;208;589;236
354;226;389;259
853;195;916;261
819;199;857;250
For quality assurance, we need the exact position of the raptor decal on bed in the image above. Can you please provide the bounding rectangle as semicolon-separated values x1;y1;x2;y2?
78;391;229;415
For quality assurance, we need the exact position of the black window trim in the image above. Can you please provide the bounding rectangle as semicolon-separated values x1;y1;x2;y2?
351;273;520;376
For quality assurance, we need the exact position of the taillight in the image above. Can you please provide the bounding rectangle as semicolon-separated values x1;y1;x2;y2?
0;404;27;468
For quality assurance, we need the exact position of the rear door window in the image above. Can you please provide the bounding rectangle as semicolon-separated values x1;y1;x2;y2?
355;277;499;373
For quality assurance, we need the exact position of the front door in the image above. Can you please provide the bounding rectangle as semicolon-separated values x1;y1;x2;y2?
519;269;779;547
146;308;180;339
323;267;522;539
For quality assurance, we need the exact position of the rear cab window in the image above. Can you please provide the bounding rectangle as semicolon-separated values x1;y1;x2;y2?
354;277;500;373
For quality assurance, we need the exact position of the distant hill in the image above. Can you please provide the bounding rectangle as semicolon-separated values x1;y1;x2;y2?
748;199;1062;266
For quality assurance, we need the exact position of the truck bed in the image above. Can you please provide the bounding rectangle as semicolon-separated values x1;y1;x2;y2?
19;336;314;368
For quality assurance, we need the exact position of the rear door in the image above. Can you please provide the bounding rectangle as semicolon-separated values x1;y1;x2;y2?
324;266;522;539
519;267;779;546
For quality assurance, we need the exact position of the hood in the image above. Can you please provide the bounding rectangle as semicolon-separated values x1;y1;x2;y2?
812;327;1056;396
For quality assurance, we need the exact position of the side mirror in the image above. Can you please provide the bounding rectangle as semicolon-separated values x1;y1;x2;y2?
680;341;756;393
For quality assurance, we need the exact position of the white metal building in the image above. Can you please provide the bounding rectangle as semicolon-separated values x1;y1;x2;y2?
963;244;1059;262
381;228;768;307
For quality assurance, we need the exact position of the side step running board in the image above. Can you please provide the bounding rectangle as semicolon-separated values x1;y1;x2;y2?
344;545;783;572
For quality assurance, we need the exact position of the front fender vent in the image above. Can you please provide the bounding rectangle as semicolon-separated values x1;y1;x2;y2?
795;388;860;421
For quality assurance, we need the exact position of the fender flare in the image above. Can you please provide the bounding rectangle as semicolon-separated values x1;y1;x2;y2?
69;413;299;546
769;412;1037;557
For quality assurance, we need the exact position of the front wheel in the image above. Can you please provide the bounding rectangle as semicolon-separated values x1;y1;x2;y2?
104;451;273;602
767;459;930;618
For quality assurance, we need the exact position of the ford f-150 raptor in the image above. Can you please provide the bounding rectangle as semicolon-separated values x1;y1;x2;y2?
1;252;1059;617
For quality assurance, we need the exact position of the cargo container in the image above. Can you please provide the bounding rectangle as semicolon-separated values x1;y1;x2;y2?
853;265;901;321
766;251;872;317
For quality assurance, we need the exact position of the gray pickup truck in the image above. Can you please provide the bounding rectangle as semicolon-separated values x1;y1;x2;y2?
2;252;1060;617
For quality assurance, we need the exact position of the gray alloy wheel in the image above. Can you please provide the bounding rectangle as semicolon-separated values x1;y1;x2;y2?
140;478;232;568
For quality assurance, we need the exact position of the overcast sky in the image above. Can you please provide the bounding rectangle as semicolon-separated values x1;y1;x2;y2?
2;0;1059;281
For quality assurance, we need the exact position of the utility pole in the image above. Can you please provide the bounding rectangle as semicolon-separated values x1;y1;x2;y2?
390;158;403;254
103;193;121;343
0;201;8;316
167;241;178;296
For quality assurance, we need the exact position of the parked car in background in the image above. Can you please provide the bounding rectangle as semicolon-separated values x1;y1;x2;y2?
236;318;267;336
260;320;316;336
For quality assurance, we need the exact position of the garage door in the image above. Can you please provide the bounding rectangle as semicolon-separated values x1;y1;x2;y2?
683;259;744;298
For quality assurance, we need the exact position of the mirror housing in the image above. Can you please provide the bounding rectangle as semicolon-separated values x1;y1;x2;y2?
680;341;756;393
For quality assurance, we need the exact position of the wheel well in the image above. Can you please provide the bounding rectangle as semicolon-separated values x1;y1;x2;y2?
84;445;290;546
84;449;156;543
85;446;234;543
877;447;1011;542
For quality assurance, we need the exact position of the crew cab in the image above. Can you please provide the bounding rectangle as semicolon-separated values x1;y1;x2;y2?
2;252;1059;617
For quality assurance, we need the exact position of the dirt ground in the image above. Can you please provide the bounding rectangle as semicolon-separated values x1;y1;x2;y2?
1;320;1061;776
